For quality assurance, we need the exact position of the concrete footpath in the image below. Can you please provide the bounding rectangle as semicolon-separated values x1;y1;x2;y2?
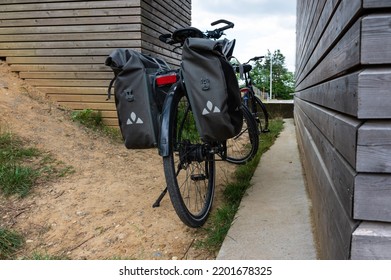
217;119;318;260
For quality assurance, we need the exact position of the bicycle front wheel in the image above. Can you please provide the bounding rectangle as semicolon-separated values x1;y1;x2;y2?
163;93;215;228
249;95;270;133
226;105;259;164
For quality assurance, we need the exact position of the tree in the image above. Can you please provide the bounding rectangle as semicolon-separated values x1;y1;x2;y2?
251;50;295;100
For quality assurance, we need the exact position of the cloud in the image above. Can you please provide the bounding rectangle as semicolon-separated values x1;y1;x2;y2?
194;0;296;17
191;1;297;72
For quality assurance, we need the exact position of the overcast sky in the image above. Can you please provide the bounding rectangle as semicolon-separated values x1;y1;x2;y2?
191;0;297;72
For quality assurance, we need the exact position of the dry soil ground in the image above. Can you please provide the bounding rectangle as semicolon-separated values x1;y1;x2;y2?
0;61;235;260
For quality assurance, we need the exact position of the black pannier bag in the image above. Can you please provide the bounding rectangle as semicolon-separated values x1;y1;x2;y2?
181;38;243;142
105;49;170;149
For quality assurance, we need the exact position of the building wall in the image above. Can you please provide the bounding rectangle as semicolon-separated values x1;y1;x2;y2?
0;0;191;126
295;0;391;259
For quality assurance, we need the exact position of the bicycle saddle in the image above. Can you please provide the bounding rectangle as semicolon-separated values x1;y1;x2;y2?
172;27;205;44
242;64;252;73
233;64;252;74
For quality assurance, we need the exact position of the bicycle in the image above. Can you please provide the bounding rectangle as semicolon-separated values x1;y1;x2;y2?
231;57;270;134
153;20;259;227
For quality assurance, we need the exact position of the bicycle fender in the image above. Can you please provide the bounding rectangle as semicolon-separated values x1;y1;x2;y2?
158;87;176;157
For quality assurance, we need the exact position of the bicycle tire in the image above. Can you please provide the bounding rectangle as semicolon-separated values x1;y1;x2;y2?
225;105;259;164
250;95;270;133
163;93;215;228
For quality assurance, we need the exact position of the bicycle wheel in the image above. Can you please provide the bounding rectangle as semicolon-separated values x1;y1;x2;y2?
225;105;259;164
163;93;215;228
249;95;270;133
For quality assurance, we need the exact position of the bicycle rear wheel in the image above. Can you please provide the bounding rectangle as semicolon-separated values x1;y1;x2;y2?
248;95;270;133
163;93;215;228
225;105;259;164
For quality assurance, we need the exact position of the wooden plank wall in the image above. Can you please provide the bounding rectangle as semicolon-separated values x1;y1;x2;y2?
295;0;391;259
0;0;191;126
141;0;191;66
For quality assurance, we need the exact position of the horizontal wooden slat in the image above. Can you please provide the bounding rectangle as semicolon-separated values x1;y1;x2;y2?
0;16;141;27
26;79;110;87
362;14;391;64
351;222;391;260
0;32;141;42
0;0;96;4
39;87;107;95
48;94;112;103
363;0;391;8
20;72;113;79
11;64;110;72
0;8;140;21
0;0;139;12
102;118;120;127
0;24;141;35
1;48;128;57
6;56;109;64
358;69;391;119
0;40;139;50
58;101;116;111
357;121;391;173
354;175;391;222
99;111;118;119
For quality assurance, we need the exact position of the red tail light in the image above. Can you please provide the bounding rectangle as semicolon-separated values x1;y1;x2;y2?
156;73;177;87
240;88;250;93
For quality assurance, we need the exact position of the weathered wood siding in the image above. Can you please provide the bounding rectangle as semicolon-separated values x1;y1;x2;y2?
295;0;391;259
0;0;191;126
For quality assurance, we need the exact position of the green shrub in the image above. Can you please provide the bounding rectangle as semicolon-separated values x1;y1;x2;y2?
71;109;103;128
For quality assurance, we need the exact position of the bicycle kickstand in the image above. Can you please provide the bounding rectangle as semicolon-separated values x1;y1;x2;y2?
152;187;168;208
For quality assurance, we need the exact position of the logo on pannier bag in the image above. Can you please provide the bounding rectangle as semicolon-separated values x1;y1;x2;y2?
201;78;210;91
202;101;221;115
126;112;144;125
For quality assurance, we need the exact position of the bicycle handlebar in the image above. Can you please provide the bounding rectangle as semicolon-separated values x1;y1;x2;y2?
211;19;234;30
159;19;234;45
206;19;234;39
246;56;264;64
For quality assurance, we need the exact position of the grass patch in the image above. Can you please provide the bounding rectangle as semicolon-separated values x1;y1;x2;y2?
71;109;103;128
71;109;122;142
196;118;284;252
0;227;24;260
0;131;74;198
29;252;69;260
0;164;39;197
0;132;40;162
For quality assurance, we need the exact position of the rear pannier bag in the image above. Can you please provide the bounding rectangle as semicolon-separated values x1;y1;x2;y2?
105;49;170;149
181;38;243;142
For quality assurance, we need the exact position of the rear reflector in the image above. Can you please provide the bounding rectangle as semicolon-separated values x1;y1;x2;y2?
240;87;250;93
156;73;177;87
